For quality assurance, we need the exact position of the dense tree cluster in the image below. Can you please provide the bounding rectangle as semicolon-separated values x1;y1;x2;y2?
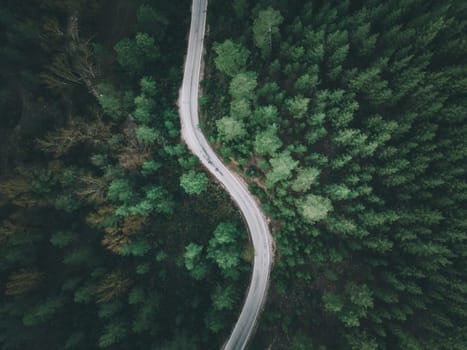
1;0;466;349
205;0;467;348
0;0;251;349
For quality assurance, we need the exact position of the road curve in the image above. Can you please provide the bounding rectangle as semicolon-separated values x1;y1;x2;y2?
178;0;274;349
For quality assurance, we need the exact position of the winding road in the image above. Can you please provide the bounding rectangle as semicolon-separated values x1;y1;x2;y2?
178;0;274;349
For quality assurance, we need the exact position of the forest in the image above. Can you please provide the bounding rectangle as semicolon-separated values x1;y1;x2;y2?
204;0;467;348
0;0;466;349
0;0;252;349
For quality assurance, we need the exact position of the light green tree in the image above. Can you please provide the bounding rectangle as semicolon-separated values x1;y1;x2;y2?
133;94;155;124
325;183;351;201
207;222;242;279
135;126;159;144
216;116;246;141
107;179;134;204
266;152;298;188
286;95;310;118
253;7;284;54
295;71;319;93
229;72;257;100
254;124;282;155
230;98;251;119
298;194;333;223
184;243;208;280
252;105;279;127
323;291;344;314
291;167;321;192
213;40;249;77
180;170;208;195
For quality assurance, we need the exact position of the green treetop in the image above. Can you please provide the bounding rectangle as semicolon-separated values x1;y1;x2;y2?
213;39;250;77
180;170;208;195
253;7;284;54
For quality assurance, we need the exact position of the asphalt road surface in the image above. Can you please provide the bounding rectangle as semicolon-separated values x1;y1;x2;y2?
178;0;274;349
